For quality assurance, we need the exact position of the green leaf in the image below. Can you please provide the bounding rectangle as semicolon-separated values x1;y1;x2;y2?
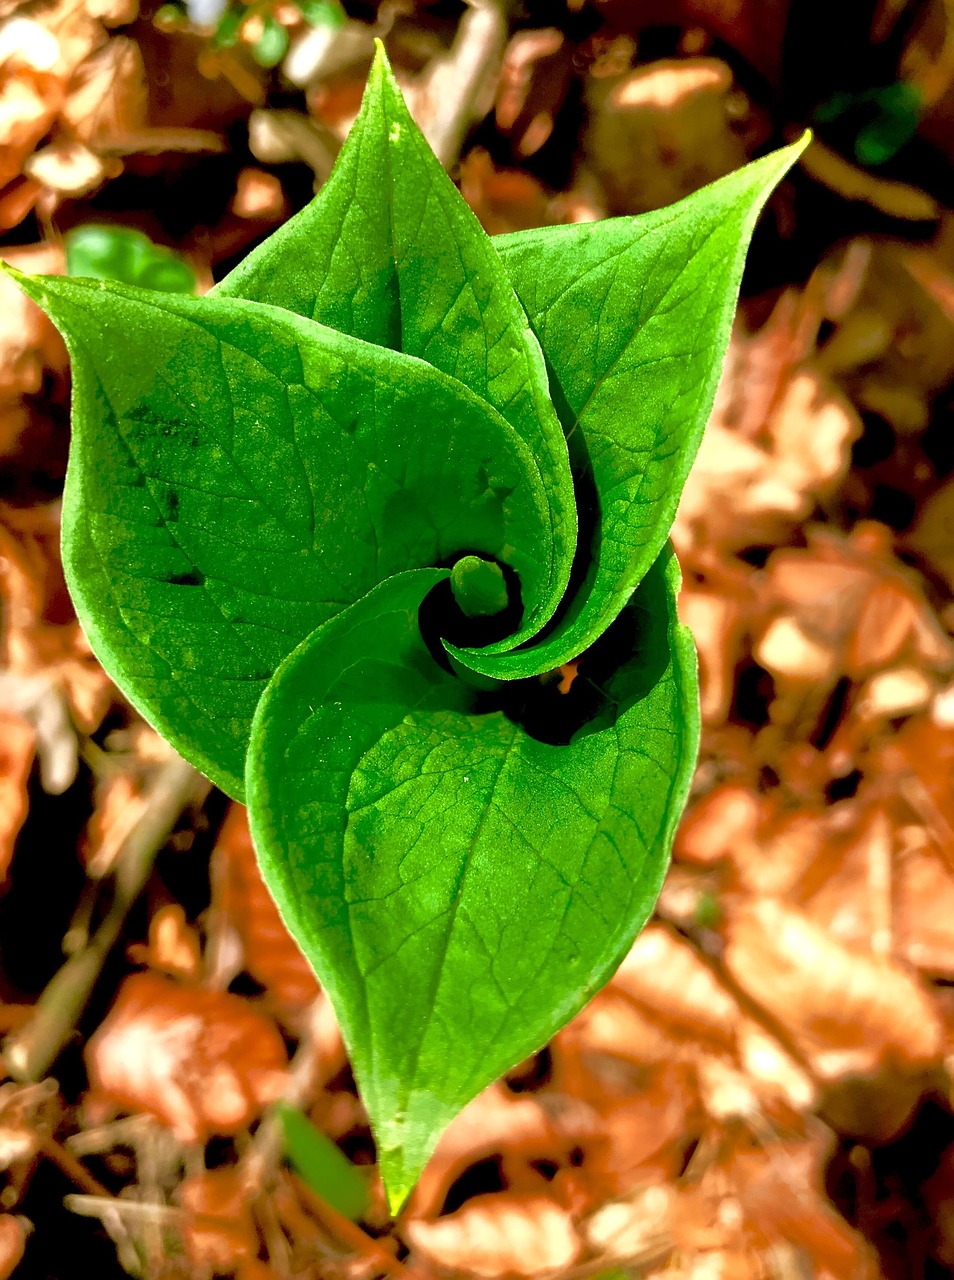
450;555;509;619
252;13;289;67
216;45;576;650
9;273;550;797
814;83;921;167
276;1102;371;1220
3;45;803;1213
247;550;698;1208
297;0;344;27
448;137;808;679
65;225;196;294
211;3;241;44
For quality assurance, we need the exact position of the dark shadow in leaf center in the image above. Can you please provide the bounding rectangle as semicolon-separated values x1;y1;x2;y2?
476;555;673;747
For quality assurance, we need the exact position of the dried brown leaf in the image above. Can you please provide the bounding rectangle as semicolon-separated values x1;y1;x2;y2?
0;712;34;889
24;138;119;195
459;148;551;235
178;1167;259;1271
85;971;288;1143
583;57;750;214
591;1064;702;1189
0;504;114;733
0;244;66;398
61;36;148;147
0;72;60;187
583;1183;675;1269
560;988;680;1068
721;1139;876;1278
0;1214;26;1280
409;1084;555;1220
678;582;750;726
739;526;951;751
81;772;147;877
405;1194;581;1277
801;138;938;222
495;28;571;158
0;175;42;231
592;0;790;86
675;784;764;867
128;904;202;980
792;805;894;955
895;828;954;978
85;0;139;27
613;924;742;1051
676;372;860;556
724;898;943;1140
231;167;287;220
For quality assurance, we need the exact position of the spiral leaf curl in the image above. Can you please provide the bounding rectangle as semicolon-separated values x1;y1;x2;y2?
4;48;806;1207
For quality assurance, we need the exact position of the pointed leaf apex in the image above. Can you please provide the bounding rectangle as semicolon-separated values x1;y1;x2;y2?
0;265;75;329
370;36;392;80
0;259;40;300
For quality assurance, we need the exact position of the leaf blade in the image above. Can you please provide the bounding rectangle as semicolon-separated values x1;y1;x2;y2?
13;272;551;796
450;136;809;678
247;551;698;1209
216;43;577;648
276;1103;372;1220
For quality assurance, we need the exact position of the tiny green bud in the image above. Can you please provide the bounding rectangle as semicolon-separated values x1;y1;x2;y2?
450;555;509;618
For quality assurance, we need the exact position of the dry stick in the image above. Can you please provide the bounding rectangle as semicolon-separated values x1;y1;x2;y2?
64;1194;250;1234
419;0;515;168
242;995;331;1192
294;1179;407;1280
36;1132;113;1199
3;752;208;1082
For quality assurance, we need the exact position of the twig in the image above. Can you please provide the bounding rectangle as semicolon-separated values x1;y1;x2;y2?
242;995;332;1191
3;752;208;1082
799;137;938;221
36;1132;113;1199
294;1178;407;1279
64;1113;156;1157
417;0;514;168
64;1193;246;1233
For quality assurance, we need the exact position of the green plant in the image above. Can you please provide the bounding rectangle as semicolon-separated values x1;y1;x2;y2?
4;47;805;1210
276;1102;371;1219
64;225;197;294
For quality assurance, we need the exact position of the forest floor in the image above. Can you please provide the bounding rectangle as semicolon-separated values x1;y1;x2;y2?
3;0;954;1277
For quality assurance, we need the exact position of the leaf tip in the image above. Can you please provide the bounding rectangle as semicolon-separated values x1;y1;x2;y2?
0;265;82;338
380;1155;415;1219
370;35;391;80
786;126;813;163
0;259;42;304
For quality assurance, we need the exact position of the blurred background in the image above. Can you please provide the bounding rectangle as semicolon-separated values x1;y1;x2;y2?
2;0;954;1276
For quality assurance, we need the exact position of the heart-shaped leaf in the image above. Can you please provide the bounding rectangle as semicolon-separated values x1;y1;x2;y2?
248;550;697;1205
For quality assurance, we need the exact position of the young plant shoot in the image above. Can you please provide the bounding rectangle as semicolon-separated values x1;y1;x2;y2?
4;46;806;1210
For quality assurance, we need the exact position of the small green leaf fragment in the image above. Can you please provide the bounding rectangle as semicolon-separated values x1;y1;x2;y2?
252;14;289;67
276;1102;371;1220
297;0;344;27
65;225;196;294
694;889;723;930
450;556;508;618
